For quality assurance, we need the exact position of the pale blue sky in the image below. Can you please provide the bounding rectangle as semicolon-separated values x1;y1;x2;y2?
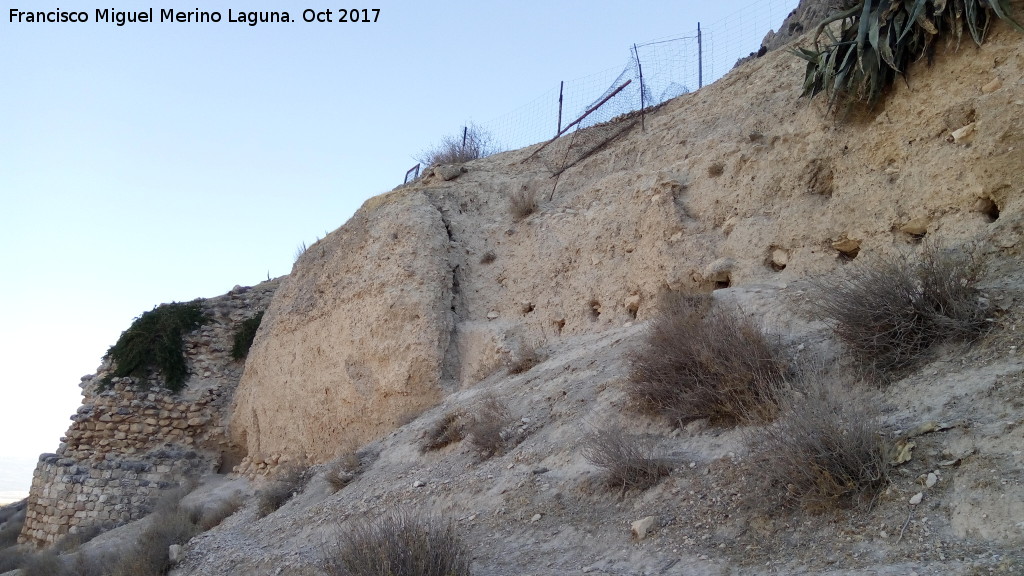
0;0;799;493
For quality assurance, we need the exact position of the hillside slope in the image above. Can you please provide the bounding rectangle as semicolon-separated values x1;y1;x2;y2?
227;18;1024;472
173;18;1023;576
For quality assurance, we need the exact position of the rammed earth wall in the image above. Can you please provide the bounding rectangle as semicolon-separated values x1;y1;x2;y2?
19;280;279;547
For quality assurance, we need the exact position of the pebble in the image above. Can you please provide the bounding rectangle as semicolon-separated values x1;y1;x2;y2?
982;77;1003;93
909;492;924;505
413;480;426;488
531;513;542;523
926;472;938;488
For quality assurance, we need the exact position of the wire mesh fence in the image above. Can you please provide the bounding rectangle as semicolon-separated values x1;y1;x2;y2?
412;0;799;178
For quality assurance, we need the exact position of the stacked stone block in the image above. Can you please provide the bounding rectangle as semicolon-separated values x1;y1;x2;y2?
19;280;279;547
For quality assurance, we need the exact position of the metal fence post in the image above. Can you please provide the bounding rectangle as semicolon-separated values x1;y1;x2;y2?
633;43;645;131
698;22;703;89
557;81;564;135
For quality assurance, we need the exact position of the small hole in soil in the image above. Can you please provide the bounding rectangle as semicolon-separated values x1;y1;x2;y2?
978;198;1000;222
588;300;601;320
553;318;566;335
713;276;731;290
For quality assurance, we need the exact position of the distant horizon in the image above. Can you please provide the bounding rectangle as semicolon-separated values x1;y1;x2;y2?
0;455;36;504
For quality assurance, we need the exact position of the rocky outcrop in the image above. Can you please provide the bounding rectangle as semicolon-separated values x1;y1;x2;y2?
19;281;278;546
761;0;837;52
228;191;455;469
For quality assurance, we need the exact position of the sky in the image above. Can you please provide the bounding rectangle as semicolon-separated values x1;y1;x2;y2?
0;0;800;495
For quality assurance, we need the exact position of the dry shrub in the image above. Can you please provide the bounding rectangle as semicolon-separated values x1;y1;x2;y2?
421;411;465;453
0;548;26;573
464;396;514;457
506;343;543;375
65;551;116;576
256;466;306;518
326;452;362;493
479;251;496;265
708;161;725;177
582;426;671;491
109;488;202;576
0;508;23;548
0;499;25;527
419;123;495;166
628;294;788;425
756;379;890;512
196;493;243;531
509;187;537;221
53;524;104;553
810;248;988;379
19;551;62;576
324;510;471;576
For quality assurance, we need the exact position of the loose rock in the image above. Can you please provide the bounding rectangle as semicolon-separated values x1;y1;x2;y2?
631;516;657;540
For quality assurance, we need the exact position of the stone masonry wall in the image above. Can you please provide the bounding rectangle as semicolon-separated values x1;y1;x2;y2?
19;280;279;547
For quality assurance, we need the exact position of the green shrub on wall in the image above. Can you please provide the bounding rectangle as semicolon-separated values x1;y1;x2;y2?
104;301;208;393
231;310;265;361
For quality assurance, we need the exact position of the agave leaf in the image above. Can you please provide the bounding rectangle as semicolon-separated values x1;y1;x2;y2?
796;0;1023;108
862;45;883;102
792;46;822;63
856;0;875;71
900;0;932;42
833;44;859;102
878;20;900;70
965;0;989;44
916;11;940;35
986;0;1024;33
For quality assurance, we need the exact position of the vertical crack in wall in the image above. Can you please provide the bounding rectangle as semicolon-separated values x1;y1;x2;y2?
426;194;466;392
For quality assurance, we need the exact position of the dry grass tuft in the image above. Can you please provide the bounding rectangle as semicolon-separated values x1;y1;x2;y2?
108;487;202;576
53;524;104;553
0;508;23;549
421;410;465;453
465;396;515;457
506;343;543;375
756;378;890;512
196;493;243;531
323;510;471;576
583;426;671;491
810;248;988;379
628;293;788;425
708;161;725;177
479;251;496;265
19;551;63;576
326;452;362;493
0;548;26;574
256;466;306;518
510;187;537;221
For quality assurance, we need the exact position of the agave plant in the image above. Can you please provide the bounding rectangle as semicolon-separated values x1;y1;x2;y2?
795;0;1024;110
